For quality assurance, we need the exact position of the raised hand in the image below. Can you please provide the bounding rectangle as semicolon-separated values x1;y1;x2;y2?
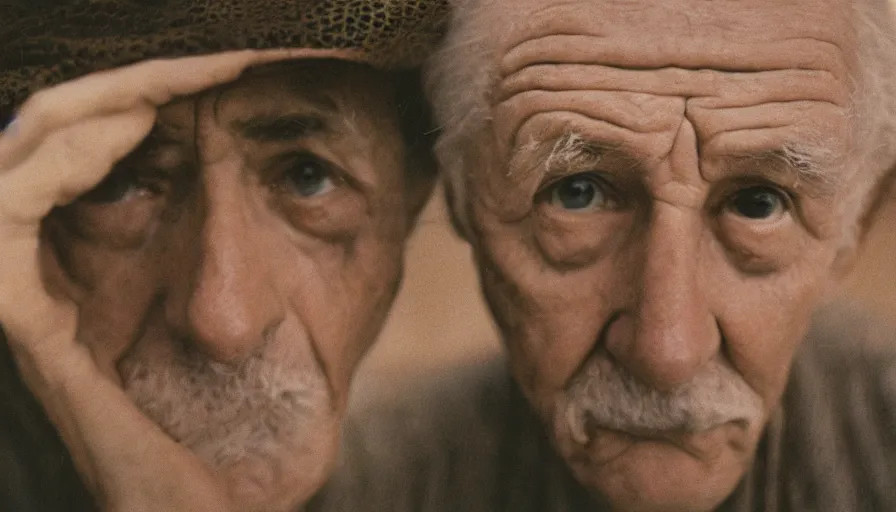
0;49;302;512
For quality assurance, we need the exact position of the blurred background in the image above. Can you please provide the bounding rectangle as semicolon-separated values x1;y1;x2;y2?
353;186;896;394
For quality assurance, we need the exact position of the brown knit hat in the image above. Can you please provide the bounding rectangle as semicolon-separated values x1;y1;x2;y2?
0;0;450;124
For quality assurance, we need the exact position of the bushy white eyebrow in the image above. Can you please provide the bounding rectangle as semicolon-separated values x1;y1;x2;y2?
512;130;839;193
509;131;621;183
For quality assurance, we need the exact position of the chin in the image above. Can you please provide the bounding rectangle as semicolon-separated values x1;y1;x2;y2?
555;426;757;512
217;444;336;512
197;415;341;512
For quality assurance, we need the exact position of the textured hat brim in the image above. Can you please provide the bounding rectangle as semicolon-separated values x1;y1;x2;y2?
0;0;449;123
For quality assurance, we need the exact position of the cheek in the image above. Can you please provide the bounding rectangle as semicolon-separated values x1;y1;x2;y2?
46;228;162;366
476;219;624;410
713;248;837;406
277;224;407;408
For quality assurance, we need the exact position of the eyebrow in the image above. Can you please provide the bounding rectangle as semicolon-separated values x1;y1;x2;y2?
513;131;840;194
509;132;632;183
726;144;838;192
231;115;327;143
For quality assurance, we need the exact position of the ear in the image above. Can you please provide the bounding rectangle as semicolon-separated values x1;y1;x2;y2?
830;162;896;279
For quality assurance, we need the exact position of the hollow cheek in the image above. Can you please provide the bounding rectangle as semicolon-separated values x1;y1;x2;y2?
714;260;832;410
340;235;407;381
480;249;620;413
49;232;163;367
280;233;402;412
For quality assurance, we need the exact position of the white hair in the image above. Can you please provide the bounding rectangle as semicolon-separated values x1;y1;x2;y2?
117;330;334;509
425;0;896;237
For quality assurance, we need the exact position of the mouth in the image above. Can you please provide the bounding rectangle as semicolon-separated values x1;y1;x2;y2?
576;417;749;463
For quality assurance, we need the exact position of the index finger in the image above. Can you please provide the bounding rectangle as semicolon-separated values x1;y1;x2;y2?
0;48;311;168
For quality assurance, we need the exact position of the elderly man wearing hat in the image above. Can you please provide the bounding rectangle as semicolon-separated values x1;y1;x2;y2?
0;1;447;511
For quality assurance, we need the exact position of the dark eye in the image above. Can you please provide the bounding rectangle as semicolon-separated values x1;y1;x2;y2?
282;157;336;198
727;186;787;220
547;174;609;211
79;170;164;204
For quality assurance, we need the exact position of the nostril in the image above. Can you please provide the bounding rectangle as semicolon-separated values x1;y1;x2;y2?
562;311;626;389
602;308;720;392
602;312;635;362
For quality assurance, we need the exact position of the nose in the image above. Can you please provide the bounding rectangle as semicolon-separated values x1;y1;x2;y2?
171;186;285;364
604;205;719;392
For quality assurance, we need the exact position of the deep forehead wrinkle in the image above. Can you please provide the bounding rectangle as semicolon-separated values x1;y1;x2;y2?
497;65;849;110
496;0;856;79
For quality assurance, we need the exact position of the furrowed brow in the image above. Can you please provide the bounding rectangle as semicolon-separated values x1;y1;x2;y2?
233;115;326;143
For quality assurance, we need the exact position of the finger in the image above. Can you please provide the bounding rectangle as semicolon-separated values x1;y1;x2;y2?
0;230;78;350
0;107;156;226
0;109;157;345
0;48;300;168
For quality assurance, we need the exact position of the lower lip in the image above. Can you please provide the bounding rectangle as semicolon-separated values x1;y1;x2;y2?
580;424;734;466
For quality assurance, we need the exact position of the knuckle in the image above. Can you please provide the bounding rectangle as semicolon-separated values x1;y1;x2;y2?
139;60;177;104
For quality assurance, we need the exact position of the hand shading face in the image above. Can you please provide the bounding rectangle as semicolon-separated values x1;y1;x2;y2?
43;59;434;511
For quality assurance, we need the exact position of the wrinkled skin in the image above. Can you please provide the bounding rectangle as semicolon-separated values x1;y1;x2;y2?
4;58;433;511
453;1;884;511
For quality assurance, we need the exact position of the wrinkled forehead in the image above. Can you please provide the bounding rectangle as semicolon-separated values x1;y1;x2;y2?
155;60;397;139
494;0;857;78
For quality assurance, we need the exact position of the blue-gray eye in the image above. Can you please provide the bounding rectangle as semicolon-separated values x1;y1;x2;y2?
284;158;336;198
548;175;607;211
729;186;785;219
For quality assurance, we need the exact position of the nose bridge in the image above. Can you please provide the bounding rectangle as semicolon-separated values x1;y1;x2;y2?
622;205;719;390
640;207;701;334
181;165;284;363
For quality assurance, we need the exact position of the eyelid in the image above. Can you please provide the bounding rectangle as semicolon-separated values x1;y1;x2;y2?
76;167;172;205
537;171;622;205
716;180;796;215
539;170;604;191
268;151;356;192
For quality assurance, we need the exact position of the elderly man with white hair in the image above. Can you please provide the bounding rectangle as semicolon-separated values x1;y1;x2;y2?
313;0;896;511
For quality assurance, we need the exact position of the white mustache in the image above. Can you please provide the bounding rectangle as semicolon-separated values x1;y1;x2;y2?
120;345;322;467
562;356;763;445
